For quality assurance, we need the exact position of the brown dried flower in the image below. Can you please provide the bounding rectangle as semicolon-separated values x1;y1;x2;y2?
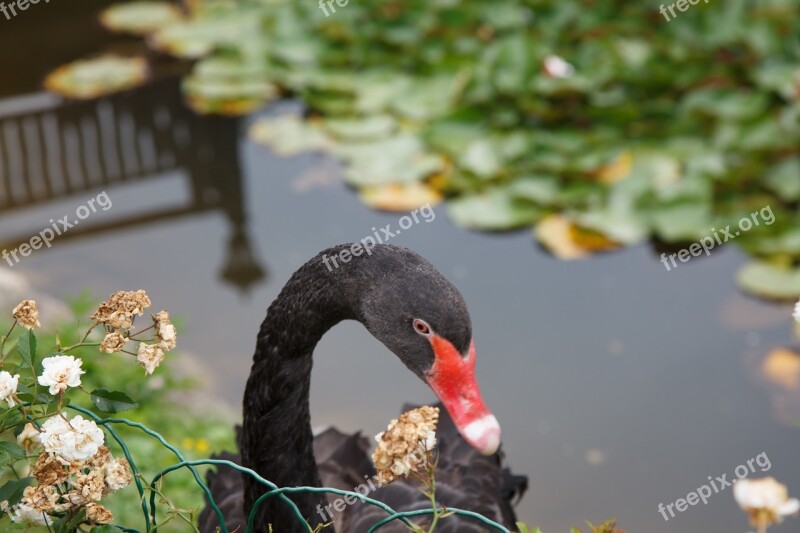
70;469;105;504
91;290;151;330
153;310;177;351
85;502;114;524
87;446;113;470
12;299;41;330
104;457;132;492
20;485;59;513
100;331;128;354
136;343;165;375
371;406;439;486
32;452;81;486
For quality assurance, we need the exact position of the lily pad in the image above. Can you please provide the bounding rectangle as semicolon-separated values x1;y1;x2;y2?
100;1;183;35
359;183;443;212
447;186;542;231
248;114;332;156
737;262;800;301
44;56;149;99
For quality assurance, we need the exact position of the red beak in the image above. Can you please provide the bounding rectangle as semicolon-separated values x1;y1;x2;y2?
424;336;501;455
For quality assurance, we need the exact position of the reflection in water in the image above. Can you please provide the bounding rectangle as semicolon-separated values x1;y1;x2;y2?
755;347;800;427
0;78;266;294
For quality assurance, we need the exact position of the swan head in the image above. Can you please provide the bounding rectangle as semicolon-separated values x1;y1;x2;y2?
355;245;502;456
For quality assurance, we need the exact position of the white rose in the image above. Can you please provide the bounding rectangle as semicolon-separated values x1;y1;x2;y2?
734;477;800;524
0;371;20;407
9;502;52;526
39;414;104;462
37;355;84;395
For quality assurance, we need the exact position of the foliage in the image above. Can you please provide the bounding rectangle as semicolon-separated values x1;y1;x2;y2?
0;293;235;531
68;0;800;299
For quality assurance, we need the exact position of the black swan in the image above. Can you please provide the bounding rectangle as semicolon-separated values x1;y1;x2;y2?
199;244;527;532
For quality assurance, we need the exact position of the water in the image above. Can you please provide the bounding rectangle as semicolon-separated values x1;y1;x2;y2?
1;6;798;532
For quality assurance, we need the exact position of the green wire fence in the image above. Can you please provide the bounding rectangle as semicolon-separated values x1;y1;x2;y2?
65;405;511;533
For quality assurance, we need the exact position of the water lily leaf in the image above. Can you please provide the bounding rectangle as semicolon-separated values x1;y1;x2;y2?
764;158;800;201
447;187;542;231
91;388;139;413
359;183;442;212
535;214;621;260
508;176;560;204
248;115;332;156
322;115;397;141
184;58;278;116
44;56;149;99
594;151;633;184
681;89;769;121
459;140;501;178
390;73;469;120
334;134;445;187
99;1;183;35
646;202;713;242
149;13;261;59
737;262;800;301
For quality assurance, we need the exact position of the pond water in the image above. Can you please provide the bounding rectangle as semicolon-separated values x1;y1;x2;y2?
1;6;798;532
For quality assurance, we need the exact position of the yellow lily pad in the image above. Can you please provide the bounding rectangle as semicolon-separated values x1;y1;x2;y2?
594;151;633;184
358;183;443;213
44;56;149;100
535;214;621;260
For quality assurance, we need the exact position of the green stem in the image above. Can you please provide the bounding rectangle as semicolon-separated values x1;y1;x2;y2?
0;320;17;361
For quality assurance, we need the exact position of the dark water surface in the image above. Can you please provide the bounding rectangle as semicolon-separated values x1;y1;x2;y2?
1;6;798;532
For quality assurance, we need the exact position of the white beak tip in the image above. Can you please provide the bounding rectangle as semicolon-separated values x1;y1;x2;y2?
461;414;502;456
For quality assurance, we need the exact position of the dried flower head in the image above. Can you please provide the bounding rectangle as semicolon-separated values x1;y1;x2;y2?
137;342;165;375
12;299;41;330
85;502;114;525
32;451;80;486
104;457;132;492
71;469;106;504
734;477;800;527
37;355;85;395
20;485;59;514
91;290;151;330
0;371;19;407
87;445;113;470
153;310;177;351
100;331;128;354
372;406;439;485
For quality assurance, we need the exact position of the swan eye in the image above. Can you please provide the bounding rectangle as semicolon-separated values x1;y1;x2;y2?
413;319;431;336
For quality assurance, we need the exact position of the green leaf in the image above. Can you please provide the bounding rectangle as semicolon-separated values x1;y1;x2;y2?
17;330;36;367
447;187;543;231
0;477;33;507
0;442;27;465
91;388;138;413
55;507;87;532
764;158;800;201
737;262;800;301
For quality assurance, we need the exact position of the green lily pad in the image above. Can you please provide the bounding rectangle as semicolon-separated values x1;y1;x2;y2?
249;114;332;156
447;186;543;231
737;262;800;301
100;1;183;35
